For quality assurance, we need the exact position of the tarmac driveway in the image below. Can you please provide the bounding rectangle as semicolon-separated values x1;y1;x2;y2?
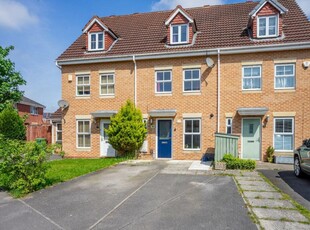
0;161;256;230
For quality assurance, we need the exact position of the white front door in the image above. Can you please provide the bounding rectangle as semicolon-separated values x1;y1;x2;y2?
100;120;116;157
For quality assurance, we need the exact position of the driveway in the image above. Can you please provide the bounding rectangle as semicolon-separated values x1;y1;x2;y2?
259;168;310;210
0;161;256;230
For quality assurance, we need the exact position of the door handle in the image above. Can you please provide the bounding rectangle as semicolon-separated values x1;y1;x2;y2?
248;140;254;143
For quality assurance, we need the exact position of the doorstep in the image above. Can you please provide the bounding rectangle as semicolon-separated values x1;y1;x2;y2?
188;161;212;171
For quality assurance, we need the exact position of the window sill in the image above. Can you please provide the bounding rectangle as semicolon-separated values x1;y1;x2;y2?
242;90;262;94
100;95;115;99
75;96;91;99
183;92;201;96
275;89;296;93
183;149;201;153
76;148;91;152
155;93;172;96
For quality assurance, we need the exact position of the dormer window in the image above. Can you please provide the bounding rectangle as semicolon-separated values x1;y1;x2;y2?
258;15;278;38
171;24;188;44
88;32;104;51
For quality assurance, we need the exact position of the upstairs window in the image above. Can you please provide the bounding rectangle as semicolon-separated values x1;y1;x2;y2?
275;64;295;89
183;69;200;92
76;75;90;96
30;106;38;115
242;66;261;90
171;24;188;44
155;70;172;93
100;73;115;96
88;32;104;51
258;15;278;38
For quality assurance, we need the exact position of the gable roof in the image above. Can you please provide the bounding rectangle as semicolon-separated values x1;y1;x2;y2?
82;16;118;39
249;0;288;17
165;5;194;26
57;0;310;63
18;96;46;109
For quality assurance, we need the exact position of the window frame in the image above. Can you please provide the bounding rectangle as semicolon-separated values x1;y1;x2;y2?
257;15;279;38
88;32;104;51
30;106;38;115
100;73;115;96
274;64;296;90
226;118;233;134
273;117;294;152
242;65;262;91
183;118;201;151
155;70;172;94
56;123;62;143
170;24;189;45
183;68;201;93
76;120;91;148
76;75;91;97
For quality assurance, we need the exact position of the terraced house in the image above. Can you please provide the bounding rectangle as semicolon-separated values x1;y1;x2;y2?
56;0;310;161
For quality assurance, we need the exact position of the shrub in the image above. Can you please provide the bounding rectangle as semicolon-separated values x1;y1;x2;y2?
0;136;50;196
0;104;26;140
106;100;147;157
266;146;275;163
221;154;256;170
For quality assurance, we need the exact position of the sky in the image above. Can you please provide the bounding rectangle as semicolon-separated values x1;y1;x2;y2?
0;0;309;112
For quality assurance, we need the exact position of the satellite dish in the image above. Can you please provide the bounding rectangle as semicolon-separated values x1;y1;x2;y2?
58;100;69;109
206;57;215;68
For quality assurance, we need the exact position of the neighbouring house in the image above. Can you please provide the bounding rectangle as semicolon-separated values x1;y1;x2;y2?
16;96;51;143
49;108;63;144
56;0;310;161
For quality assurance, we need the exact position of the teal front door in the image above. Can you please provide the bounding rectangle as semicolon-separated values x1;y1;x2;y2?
242;118;261;160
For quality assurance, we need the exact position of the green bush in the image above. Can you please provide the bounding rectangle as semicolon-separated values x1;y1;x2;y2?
106;100;147;157
266;146;275;163
221;154;256;170
0;104;26;140
0;136;50;196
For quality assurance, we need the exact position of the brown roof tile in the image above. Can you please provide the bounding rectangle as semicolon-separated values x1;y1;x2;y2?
57;0;310;61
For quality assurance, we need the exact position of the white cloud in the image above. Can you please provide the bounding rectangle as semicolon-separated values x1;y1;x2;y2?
151;0;224;11
296;0;310;18
0;0;38;30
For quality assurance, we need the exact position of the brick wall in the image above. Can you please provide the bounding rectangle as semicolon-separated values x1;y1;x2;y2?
17;103;44;125
61;50;310;160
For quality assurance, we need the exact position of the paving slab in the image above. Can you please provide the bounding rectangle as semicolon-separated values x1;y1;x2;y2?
239;184;276;192
235;176;264;182
260;220;310;230
243;191;283;199
252;208;308;222
241;171;260;177
237;180;268;186
188;161;212;171
247;198;295;209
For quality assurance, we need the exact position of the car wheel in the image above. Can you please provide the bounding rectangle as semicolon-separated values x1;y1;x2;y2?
294;157;304;177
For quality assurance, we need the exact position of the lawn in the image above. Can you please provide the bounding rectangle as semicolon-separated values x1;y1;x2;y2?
45;157;129;186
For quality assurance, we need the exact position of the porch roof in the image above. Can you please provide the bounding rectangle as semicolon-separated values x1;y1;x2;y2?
91;110;117;118
149;109;177;117
237;107;268;116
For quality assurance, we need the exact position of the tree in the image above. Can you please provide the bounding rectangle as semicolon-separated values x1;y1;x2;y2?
106;100;147;157
0;104;26;140
0;46;26;111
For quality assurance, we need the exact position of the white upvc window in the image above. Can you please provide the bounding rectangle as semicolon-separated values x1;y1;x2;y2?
155;70;172;93
184;119;201;150
100;73;115;95
76;75;90;96
226;118;232;134
275;64;295;89
258;15;278;38
274;118;294;151
171;24;188;44
183;69;201;92
88;32;104;51
242;65;261;90
30;106;38;115
56;123;62;143
77;120;91;148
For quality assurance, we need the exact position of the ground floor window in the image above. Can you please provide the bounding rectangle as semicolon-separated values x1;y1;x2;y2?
56;123;62;143
77;120;91;148
226;118;232;134
274;118;294;151
184;119;201;150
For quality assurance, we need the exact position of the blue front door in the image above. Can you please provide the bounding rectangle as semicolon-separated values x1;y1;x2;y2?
157;120;172;158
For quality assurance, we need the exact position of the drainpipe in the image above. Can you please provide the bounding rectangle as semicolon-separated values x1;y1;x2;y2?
217;49;221;133
133;55;137;106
